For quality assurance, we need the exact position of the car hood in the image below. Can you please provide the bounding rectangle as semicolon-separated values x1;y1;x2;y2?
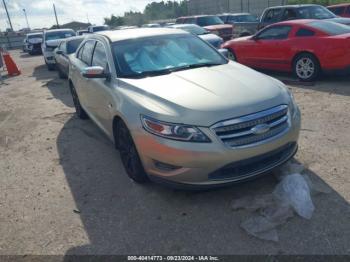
119;62;290;126
45;39;64;48
204;24;233;31
326;17;350;25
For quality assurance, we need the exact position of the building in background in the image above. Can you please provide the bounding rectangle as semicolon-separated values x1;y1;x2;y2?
187;0;288;17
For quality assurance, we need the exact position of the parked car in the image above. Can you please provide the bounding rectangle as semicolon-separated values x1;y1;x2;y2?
68;28;300;188
87;25;109;33
259;4;350;30
219;13;259;38
176;15;233;40
54;36;85;78
42;29;75;70
24;32;43;55
168;24;223;48
327;4;350;18
222;19;350;81
76;29;88;36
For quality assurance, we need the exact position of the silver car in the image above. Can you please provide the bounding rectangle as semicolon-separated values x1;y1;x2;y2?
68;28;301;189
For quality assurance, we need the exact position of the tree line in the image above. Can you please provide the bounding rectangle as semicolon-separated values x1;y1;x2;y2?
104;0;188;27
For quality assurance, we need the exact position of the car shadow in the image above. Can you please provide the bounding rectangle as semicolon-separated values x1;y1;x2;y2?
32;64;73;107
260;70;350;97
57;116;350;255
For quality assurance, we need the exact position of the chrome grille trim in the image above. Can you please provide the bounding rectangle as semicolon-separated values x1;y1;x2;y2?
212;105;290;148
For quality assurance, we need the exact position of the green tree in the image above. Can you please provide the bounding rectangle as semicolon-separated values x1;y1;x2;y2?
104;15;124;27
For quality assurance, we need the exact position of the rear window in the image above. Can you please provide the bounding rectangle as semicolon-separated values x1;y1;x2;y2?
309;21;350;35
297;6;336;19
263;8;282;23
67;38;84;54
28;34;42;39
45;30;75;41
328;6;346;15
197;16;223;26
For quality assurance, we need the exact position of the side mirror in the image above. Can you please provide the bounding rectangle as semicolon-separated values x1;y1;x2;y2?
82;66;109;79
218;48;228;58
56;50;63;55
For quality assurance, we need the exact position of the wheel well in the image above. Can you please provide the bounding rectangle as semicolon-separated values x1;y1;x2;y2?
112;116;123;148
292;51;320;67
68;79;74;88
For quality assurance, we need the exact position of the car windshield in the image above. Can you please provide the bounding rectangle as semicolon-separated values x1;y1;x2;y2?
309;21;350;35
112;34;227;78
297;6;336;19
180;25;209;35
197;16;224;26
239;15;258;22
67;38;84;54
45;31;75;41
28;34;42;39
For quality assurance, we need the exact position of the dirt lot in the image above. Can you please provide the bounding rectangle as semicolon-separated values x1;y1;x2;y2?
0;50;349;255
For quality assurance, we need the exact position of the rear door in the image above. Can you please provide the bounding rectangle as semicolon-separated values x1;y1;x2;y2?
72;40;96;112
59;41;70;74
248;25;293;71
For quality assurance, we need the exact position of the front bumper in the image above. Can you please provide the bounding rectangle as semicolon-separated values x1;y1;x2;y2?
133;108;301;188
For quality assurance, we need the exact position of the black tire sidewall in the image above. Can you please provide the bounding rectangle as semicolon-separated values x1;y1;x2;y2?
117;121;148;183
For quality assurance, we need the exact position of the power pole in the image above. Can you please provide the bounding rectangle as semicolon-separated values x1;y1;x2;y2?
53;3;59;28
23;8;30;29
2;0;13;31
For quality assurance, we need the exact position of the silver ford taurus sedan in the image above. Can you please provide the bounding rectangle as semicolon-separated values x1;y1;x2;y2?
68;28;301;189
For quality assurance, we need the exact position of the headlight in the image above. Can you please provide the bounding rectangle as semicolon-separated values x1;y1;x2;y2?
141;115;211;143
287;90;298;117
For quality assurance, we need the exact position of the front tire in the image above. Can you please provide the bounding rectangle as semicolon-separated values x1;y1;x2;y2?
116;121;148;183
46;62;55;71
70;84;89;119
293;53;320;82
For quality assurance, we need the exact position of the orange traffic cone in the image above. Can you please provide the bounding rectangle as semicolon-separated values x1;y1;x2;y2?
2;52;21;76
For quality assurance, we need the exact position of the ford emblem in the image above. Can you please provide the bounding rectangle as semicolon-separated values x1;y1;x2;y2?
251;124;270;135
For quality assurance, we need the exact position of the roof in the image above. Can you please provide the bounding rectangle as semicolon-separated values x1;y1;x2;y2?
169;24;200;28
218;13;252;16
265;4;319;9
268;19;329;27
96;28;188;42
26;32;43;36
177;15;218;19
44;28;75;33
327;3;350;8
64;35;86;42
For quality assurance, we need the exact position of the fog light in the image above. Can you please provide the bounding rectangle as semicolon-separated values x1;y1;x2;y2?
154;160;181;172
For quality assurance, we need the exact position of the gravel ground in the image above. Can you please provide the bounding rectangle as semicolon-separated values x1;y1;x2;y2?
0;50;349;255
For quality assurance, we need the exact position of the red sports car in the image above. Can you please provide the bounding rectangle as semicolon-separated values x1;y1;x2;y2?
222;19;350;81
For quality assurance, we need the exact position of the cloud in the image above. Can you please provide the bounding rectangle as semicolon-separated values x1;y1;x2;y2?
0;0;173;31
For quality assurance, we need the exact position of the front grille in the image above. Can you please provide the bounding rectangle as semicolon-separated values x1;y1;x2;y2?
209;142;297;180
212;105;289;147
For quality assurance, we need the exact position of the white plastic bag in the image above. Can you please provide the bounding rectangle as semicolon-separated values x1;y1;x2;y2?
273;173;315;219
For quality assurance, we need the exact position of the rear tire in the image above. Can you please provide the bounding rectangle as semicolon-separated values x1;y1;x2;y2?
70;84;89;120
116;121;148;183
293;53;320;82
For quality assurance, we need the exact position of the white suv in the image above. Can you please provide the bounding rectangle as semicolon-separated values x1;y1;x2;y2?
42;29;75;70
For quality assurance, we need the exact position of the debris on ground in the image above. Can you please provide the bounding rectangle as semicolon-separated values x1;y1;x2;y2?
233;161;331;242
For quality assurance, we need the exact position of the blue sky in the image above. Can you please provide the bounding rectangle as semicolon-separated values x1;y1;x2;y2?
0;0;175;31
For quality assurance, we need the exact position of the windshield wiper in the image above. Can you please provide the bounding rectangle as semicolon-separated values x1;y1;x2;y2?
123;63;224;79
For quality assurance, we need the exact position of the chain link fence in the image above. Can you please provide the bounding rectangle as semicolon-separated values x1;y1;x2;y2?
187;0;288;16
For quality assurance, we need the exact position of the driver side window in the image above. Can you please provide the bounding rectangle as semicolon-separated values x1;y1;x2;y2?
256;25;292;40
